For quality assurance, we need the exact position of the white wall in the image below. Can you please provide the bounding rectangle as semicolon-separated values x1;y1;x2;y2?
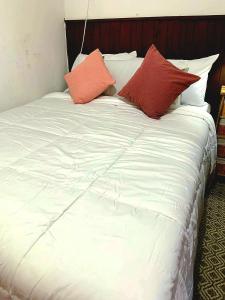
65;0;225;20
0;1;67;112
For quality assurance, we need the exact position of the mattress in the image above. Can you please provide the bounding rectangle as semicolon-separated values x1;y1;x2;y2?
0;94;217;300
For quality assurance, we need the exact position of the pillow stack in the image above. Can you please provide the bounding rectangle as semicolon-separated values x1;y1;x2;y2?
65;45;219;119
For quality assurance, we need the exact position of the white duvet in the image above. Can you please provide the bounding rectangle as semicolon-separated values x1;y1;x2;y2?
0;94;216;300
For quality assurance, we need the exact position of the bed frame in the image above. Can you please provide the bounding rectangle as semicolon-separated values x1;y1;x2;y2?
65;15;225;121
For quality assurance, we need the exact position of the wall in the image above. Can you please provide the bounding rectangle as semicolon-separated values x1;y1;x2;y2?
0;1;67;112
65;0;225;20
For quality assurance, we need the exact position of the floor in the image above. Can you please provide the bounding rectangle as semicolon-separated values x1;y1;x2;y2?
194;182;225;300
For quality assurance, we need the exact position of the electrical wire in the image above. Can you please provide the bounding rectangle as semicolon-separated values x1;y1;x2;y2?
80;0;91;53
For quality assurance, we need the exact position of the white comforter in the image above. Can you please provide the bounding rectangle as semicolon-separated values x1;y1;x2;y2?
0;94;216;300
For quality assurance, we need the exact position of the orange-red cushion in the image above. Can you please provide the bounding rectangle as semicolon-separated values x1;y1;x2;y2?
118;45;200;119
65;49;115;104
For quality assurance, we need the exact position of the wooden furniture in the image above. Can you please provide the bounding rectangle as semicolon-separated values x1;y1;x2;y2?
65;15;225;122
217;85;225;179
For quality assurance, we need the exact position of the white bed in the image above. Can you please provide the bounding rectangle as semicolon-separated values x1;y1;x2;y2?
0;93;216;300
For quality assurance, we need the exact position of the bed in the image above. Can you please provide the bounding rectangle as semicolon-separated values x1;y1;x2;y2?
0;92;217;300
0;15;224;300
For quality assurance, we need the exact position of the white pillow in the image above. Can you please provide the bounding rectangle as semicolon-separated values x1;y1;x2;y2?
169;54;219;106
72;51;137;69
169;94;182;110
168;60;188;70
104;58;144;95
103;51;137;60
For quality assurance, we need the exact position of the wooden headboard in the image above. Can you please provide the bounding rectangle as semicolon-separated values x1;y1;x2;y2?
65;15;225;121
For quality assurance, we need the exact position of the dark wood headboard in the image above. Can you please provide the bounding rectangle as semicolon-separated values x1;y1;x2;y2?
65;15;225;121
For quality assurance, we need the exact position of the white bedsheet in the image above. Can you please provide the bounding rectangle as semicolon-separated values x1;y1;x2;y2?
0;94;216;300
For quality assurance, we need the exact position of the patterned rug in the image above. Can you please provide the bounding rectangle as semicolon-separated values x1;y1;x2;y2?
194;183;225;300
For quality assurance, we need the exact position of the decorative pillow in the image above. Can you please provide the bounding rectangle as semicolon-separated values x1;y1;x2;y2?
64;49;115;104
72;51;137;69
169;54;219;106
118;45;200;119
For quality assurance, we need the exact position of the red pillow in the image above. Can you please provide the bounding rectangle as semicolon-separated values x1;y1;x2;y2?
64;49;115;104
118;45;200;119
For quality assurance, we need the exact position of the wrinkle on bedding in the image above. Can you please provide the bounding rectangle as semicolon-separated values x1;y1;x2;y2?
0;93;216;300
